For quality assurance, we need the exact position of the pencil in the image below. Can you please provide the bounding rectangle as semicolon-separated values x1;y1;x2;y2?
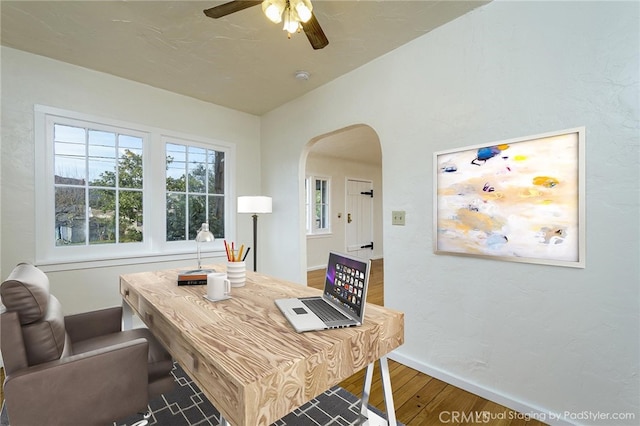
242;247;250;262
237;244;245;263
224;240;231;261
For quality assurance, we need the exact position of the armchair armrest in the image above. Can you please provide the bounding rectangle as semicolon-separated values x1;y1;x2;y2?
65;306;123;343
4;338;149;426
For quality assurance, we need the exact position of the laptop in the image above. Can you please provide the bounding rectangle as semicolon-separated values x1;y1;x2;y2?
275;251;371;333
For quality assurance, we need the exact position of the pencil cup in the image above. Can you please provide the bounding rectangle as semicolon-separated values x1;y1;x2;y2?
227;261;246;287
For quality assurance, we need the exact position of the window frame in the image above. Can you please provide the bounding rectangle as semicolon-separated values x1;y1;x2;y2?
35;105;236;270
305;175;331;235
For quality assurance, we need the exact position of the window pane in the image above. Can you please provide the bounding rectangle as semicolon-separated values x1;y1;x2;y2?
166;143;186;192
208;195;224;238
119;190;143;243
189;195;207;240
118;149;143;189
88;131;116;186
119;135;143;185
188;146;207;193
55;142;86;182
89;188;116;244
88;130;116;148
119;134;143;150
315;204;322;228
55;186;86;246
316;179;327;203
88;158;116;187
321;204;328;228
166;193;186;241
311;178;329;231
208;151;225;194
54;124;85;143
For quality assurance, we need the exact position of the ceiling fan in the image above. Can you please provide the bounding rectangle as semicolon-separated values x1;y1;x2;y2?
203;0;329;50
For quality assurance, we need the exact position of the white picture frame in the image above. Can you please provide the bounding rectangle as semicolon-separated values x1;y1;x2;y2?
433;127;585;268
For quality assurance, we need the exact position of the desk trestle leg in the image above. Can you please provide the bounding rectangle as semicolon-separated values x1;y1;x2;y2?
359;356;397;425
122;299;133;330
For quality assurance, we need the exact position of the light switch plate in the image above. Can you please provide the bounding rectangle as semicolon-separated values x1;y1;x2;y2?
392;210;406;226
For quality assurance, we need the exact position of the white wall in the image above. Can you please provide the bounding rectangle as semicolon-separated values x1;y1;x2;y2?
260;1;639;424
1;47;261;314
305;152;383;269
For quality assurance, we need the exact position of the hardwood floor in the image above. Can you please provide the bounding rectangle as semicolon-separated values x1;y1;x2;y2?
308;258;547;426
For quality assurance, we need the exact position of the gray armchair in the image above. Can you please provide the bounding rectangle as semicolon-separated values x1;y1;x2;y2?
0;263;175;426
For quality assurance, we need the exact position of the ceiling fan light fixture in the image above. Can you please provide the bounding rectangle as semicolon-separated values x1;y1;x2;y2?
293;0;313;23
282;5;301;34
204;0;328;49
262;0;285;23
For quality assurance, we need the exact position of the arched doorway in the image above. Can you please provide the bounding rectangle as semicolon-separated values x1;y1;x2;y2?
301;124;383;273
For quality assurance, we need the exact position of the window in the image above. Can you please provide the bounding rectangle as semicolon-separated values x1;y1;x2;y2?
53;124;144;247
306;176;330;234
165;143;225;241
35;106;235;268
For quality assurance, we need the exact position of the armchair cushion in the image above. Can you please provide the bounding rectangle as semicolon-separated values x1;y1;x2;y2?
20;294;70;366
0;262;50;324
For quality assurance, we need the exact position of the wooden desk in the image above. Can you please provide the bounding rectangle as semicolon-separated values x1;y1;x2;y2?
120;266;404;426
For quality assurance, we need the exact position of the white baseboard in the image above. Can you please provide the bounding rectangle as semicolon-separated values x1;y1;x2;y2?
306;255;383;273
307;264;326;272
388;351;575;426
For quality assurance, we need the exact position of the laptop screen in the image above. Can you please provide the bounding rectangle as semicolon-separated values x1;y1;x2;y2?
323;252;370;319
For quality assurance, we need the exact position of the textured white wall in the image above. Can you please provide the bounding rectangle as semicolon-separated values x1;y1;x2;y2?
1;47;261;314
261;1;639;423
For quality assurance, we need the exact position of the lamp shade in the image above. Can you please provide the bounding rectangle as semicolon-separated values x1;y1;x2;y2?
237;196;272;214
195;223;215;242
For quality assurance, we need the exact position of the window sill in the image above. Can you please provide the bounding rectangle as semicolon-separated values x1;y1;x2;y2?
306;232;333;239
36;249;229;273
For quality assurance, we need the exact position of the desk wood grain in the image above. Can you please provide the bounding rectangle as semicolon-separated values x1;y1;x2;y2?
120;265;404;426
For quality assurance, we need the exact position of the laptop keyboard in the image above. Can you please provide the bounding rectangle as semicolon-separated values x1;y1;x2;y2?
302;298;349;322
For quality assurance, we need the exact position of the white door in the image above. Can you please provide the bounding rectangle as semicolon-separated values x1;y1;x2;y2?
346;179;374;259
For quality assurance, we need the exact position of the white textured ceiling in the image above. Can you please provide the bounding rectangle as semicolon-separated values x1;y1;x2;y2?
1;0;488;116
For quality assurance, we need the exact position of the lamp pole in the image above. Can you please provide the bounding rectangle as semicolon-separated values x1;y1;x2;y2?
251;213;258;272
237;196;272;273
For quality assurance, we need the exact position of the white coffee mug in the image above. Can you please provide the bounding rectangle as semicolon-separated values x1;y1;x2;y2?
207;272;231;300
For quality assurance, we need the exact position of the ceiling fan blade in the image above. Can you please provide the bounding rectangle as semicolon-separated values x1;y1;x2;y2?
203;1;262;19
301;12;329;50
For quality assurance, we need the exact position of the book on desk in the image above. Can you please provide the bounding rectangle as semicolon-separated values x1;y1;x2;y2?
177;269;214;286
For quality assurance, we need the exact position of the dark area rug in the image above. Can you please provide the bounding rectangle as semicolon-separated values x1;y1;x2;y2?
113;363;400;426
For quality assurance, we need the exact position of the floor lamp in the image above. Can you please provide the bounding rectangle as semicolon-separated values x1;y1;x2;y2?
237;196;272;272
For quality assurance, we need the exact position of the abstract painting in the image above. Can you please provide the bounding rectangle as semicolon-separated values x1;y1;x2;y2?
434;128;585;267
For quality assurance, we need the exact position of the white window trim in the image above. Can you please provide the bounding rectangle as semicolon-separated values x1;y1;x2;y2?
34;105;236;271
306;175;331;236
